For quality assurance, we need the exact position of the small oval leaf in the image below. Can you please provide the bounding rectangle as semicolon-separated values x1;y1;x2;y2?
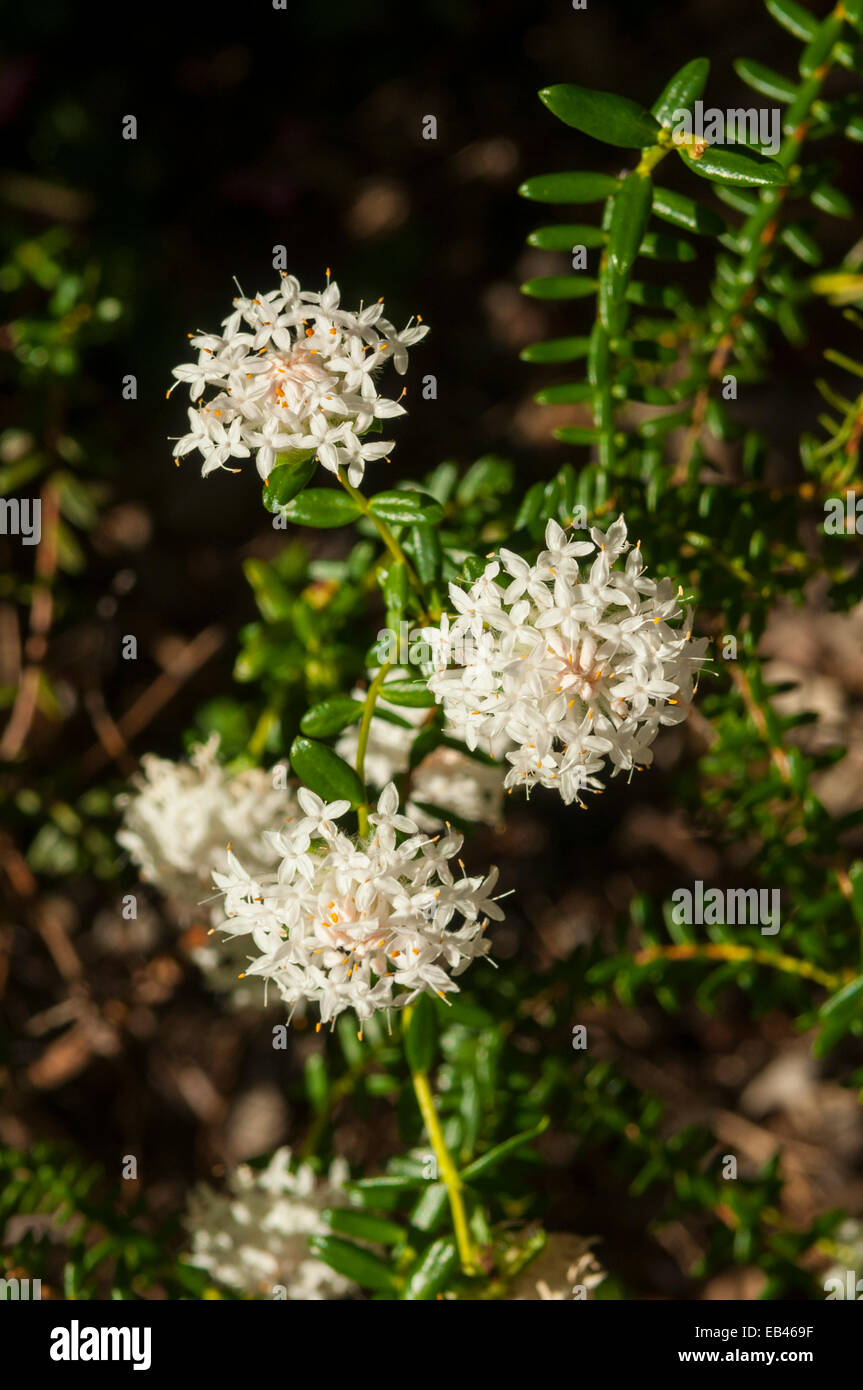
678;144;786;188
652;187;726;236
539;83;661;148
300;697;364;739
284;489;362;528
404;995;438;1073
308;1235;400;1293
521;275;598;300
369;490;444;525
380;678;437;708
289;737;365;806
652;58;711;128
518;171;619;204
262;452;317;511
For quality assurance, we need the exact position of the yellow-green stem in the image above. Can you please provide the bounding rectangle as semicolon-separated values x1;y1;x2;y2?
355;663;393;836
336;467;427;608
410;1065;477;1275
633;942;848;992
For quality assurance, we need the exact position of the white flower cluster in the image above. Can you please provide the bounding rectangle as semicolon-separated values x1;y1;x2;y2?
170;274;428;485
117;735;294;902
423;516;708;806
213;784;502;1025
185;1147;354;1300
335;681;504;830
117;736;297;1000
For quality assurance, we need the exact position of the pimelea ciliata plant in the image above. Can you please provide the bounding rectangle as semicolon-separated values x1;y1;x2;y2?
4;0;863;1306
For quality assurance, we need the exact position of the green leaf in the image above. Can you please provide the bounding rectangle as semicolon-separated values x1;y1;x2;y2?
308;1235;400;1293
304;1053;329;1112
554;425;602;445
323;1208;405;1245
625;281;681;310
765;0;817;43
289;737;364;806
639;231;696;262
351;1176;422;1209
780;224;821;267
300;696;364;738
401;1237;458;1300
460;1117;550;1181
518;172;619;204
519;335;590;364
515;480;547;529
843;0;863;26
527;224;606;250
405;524;441;585
652;188;726;236
433;994;495;1027
811;183;852;218
819;974;863;1020
409;1183;449;1233
404;994;438;1073
534;382;593;405
262;452;317;511
637;407;691;437
678;144;786;187
652;58;711;128
424;462;459;503
733;57;797;103
57;473;98;529
382;560;409;613
607;171;652;282
799;13;844;78
621;338;677;363
242;558;293;622
521;276;597;300
455;454;513;503
539;84;661;148
284;488;362;528
369;490;444;526
715;185;759;214
380;678;436;708
0;455;46;493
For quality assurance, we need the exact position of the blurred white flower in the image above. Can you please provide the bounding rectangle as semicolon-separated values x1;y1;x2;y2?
335;680;504;830
117;736;297;1004
117;735;295;902
185;1147;354;1300
213;784;502;1025
423;516;709;807
170;274;428;485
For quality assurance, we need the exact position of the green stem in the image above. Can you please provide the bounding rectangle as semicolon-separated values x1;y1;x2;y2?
633;942;848;992
355;663;393;836
248;705;279;759
409;1065;477;1275
337;467;427;611
691;10;846;401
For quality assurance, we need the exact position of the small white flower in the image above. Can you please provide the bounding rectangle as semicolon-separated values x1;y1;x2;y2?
213;783;502;1025
422;515;709;806
169;273;428;486
184;1147;354;1300
117;736;298;1003
117;735;297;902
